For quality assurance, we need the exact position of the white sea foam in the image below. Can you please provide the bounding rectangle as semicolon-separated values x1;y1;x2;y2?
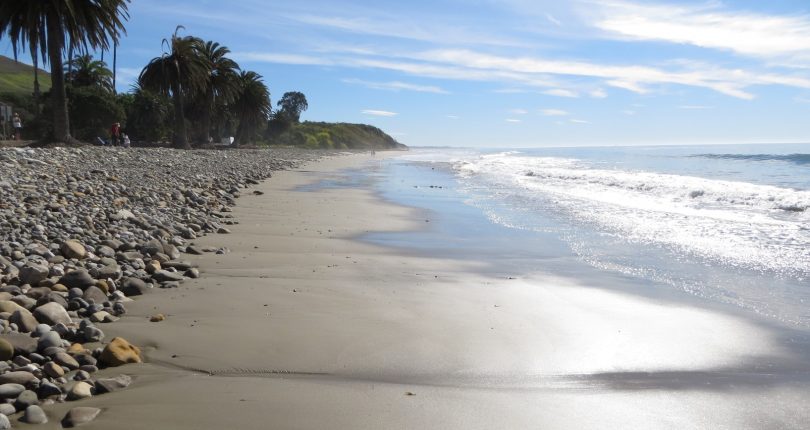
452;152;810;278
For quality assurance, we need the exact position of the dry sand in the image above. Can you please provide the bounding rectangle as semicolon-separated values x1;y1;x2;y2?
32;153;810;429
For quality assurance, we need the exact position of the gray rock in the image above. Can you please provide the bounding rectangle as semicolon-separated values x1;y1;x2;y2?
152;270;184;283
82;286;108;304
23;405;48;424
32;323;52;337
59;270;95;290
18;263;50;286
80;326;104;343
37;330;62;351
185;267;200;278
9;309;38;333
54;351;80;370
0;414;9;429
0;383;26;399
33;301;72;325
13;389;39;411
94;374;132;394
0;403;15;416
37;380;62;399
62;406;101;427
0;371;38;386
120;277;149;296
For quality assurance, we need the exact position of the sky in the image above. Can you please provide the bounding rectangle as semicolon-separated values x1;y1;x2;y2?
3;0;810;147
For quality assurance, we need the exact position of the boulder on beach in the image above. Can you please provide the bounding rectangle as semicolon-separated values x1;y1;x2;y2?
99;337;142;367
59;270;95;290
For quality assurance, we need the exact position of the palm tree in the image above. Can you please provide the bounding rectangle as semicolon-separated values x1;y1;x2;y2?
138;27;208;149
65;54;114;91
0;0;129;144
197;40;239;145
232;71;271;147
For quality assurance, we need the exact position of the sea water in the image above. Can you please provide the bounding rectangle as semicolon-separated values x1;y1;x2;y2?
369;143;810;330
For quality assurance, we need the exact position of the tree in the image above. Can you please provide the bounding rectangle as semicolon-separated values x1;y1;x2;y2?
231;71;271;146
197;40;239;144
277;91;308;123
138;27;208;149
65;54;114;91
0;0;130;144
125;84;173;142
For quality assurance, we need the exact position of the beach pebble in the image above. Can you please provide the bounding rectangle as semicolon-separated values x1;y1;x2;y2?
9;309;38;333
0;414;10;429
94;374;132;394
62;406;101;427
13;389;39;411
119;277;149;296
61;240;87;260
43;361;65;378
33;302;72;326
0;383;25;399
67;381;93;400
0;404;15;416
0;371;39;386
59;270;95;290
150;313;165;322
54;351;80;370
22;404;48;424
37;331;62;351
37;380;63;399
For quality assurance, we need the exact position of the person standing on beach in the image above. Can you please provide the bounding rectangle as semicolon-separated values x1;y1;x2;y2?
12;113;22;140
110;122;121;146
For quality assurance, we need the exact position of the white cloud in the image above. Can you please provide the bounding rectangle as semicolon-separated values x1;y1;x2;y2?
678;105;714;109
544;89;579;98
233;52;332;66
362;110;398;117
590;88;608;98
509;108;529;114
541;109;569;116
342;78;449;94
621;110;636;115
506;118;522;123
588;1;810;64
545;13;563;27
446;115;461;119
570;119;590;124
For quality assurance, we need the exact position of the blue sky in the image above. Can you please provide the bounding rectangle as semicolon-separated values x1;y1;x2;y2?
4;0;810;147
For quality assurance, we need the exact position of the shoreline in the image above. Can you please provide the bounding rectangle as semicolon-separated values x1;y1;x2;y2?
2;149;808;428
42;152;809;429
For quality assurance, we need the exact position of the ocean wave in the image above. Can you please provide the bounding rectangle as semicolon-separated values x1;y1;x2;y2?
692;153;810;165
452;152;810;277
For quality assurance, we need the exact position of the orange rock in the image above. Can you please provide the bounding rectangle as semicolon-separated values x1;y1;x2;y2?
99;337;142;367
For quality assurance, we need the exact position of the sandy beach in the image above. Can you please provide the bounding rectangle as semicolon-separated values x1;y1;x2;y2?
4;152;793;429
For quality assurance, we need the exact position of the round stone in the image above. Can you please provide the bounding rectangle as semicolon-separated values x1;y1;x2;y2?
23;405;48;424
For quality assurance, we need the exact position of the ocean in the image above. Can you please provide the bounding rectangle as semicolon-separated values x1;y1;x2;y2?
366;143;810;331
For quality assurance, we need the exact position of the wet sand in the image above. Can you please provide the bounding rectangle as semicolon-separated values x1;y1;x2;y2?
37;153;810;429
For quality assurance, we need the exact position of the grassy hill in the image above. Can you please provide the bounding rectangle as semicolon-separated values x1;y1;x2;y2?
0;55;51;95
272;121;406;150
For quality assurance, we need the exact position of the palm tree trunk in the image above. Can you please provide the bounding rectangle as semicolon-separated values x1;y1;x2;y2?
113;42;117;94
31;49;41;114
46;14;72;144
172;81;190;149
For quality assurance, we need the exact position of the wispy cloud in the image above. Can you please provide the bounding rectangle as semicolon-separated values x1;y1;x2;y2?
545;13;563;27
362;110;398;117
509;108;529;114
233;52;332;66
588;1;810;64
570;119;590;124
342;78;449;94
678;105;714;110
590;88;608;98
544;89;579;98
541;109;569;116
446;115;461;119
506;118;522;123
